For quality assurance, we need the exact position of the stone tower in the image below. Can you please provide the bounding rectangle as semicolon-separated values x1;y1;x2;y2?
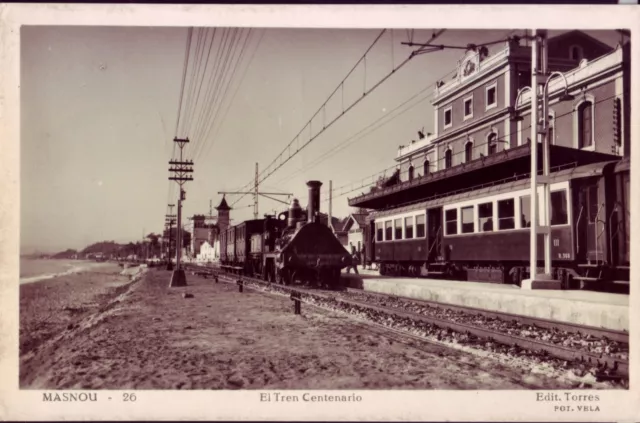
215;195;231;233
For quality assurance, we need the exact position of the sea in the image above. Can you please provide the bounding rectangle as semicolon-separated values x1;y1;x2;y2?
19;258;99;284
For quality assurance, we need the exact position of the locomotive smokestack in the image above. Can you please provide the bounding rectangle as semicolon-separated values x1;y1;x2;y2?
307;180;322;223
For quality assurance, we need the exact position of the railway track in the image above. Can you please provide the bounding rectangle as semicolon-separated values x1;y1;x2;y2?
184;264;629;382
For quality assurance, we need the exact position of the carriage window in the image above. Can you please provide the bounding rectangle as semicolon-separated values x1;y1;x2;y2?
376;222;383;241
551;190;569;226
416;214;426;237
478;202;494;232
445;209;457;235
405;216;414;239
497;198;515;230
385;221;393;240
461;206;474;233
520;194;540;227
394;219;403;240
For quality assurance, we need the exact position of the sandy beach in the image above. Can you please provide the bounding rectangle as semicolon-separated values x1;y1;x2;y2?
19;266;586;390
19;262;138;381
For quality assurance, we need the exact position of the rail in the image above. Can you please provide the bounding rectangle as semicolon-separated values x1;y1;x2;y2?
197;265;628;381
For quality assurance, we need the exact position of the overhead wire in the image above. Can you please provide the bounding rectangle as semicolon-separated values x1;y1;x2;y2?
326;92;626;202
229;29;447;208
318;29;519;200
193;28;248;162
197;28;255;162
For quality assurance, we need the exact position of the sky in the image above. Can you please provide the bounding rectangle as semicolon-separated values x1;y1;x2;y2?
20;27;622;254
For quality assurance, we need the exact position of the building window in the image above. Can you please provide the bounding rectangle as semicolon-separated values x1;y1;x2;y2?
423;160;430;176
385;220;392;241
577;101;594;149
416;214;426;237
497;198;515;230
445;149;453;169
408;165;415;181
569;45;584;61
444;106;453;129
463;95;473;120
405;216;414;239
464;141;473;163
487;133;498;155
461;206;474;234
486;83;497;110
478;202;493;232
376;222;383;241
551;190;569;226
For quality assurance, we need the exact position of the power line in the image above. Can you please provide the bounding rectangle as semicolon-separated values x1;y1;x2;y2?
197;29;257;163
315;29;519;198
174;27;193;136
193;28;249;162
230;29;447;207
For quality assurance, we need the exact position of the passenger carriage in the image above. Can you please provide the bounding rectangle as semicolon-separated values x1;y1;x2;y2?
364;157;630;292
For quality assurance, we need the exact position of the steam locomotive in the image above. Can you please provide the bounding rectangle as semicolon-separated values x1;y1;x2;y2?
219;181;352;288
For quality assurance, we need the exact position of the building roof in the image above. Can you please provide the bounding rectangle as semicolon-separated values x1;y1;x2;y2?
349;144;620;210
343;213;367;231
215;195;231;211
547;30;614;54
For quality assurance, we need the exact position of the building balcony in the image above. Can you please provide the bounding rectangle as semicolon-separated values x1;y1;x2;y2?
396;132;436;160
348;142;619;210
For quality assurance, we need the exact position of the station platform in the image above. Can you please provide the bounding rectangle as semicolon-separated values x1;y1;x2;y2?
341;267;629;332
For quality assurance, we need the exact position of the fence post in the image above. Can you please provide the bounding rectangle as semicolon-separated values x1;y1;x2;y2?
214;273;219;283
290;291;301;315
237;279;243;293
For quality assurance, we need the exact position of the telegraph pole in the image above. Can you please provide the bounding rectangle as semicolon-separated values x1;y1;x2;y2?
254;163;259;220
168;137;193;287
220;162;293;218
165;203;176;270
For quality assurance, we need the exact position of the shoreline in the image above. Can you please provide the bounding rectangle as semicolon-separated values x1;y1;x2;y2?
19;262;141;378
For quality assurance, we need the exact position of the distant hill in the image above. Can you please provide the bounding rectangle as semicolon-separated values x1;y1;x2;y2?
51;249;78;259
81;241;124;255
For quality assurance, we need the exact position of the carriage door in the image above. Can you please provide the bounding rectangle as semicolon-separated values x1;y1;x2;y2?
581;184;603;263
427;208;442;261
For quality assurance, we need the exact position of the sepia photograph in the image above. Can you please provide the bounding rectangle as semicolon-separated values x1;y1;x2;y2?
1;3;639;421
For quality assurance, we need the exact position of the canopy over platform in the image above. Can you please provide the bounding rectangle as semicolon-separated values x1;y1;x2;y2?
348;144;619;210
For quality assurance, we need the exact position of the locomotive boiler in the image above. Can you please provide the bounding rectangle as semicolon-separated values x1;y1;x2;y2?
272;181;351;288
219;180;352;289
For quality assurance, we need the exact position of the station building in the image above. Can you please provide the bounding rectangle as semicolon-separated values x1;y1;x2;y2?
348;31;631;288
350;31;630;210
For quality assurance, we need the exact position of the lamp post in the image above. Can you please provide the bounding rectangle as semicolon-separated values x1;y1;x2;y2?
512;30;574;289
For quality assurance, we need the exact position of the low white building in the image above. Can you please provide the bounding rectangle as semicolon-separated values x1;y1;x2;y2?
197;240;219;264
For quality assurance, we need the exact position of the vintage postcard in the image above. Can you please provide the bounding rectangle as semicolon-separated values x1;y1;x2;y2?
1;3;639;421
